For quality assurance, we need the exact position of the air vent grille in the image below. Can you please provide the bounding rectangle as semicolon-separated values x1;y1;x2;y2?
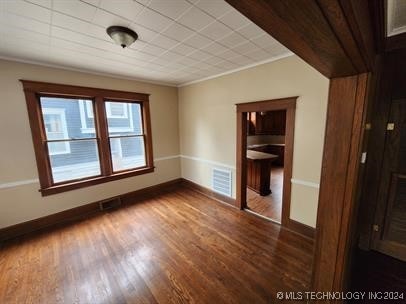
99;197;121;211
212;168;232;197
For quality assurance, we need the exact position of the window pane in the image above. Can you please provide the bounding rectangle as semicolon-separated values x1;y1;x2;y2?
105;102;143;136
49;139;101;183
110;136;146;172
40;97;96;140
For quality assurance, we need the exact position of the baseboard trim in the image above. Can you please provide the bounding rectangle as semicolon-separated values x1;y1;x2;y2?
286;219;315;238
180;178;315;238
0;178;182;242
180;178;237;208
0;177;315;242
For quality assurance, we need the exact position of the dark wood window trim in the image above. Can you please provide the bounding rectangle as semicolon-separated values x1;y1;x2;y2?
20;80;154;196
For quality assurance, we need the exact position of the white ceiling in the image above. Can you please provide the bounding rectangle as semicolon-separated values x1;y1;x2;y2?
0;0;291;86
387;0;406;37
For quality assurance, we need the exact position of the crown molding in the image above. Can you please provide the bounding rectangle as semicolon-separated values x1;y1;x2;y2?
178;52;294;87
0;55;178;87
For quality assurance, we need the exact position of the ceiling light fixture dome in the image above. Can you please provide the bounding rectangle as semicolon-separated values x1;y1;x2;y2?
107;26;138;48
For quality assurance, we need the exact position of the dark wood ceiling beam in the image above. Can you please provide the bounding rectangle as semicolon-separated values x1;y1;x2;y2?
340;0;376;69
225;0;374;78
316;0;367;73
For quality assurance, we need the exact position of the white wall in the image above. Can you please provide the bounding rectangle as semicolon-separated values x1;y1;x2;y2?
0;59;181;228
178;55;329;227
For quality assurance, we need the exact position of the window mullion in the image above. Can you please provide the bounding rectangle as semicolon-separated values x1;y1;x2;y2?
94;97;112;176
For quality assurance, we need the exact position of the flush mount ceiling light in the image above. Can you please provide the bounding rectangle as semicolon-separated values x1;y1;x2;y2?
107;26;138;48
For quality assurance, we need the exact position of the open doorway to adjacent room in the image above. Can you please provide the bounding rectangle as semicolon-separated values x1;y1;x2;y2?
246;110;286;223
236;97;296;226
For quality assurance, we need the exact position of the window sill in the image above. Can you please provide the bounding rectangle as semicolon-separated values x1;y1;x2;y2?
40;166;154;196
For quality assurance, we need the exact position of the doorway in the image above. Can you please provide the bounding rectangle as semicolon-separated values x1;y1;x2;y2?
236;97;297;227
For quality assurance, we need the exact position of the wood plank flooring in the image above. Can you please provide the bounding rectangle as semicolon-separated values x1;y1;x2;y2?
247;167;284;222
0;186;313;304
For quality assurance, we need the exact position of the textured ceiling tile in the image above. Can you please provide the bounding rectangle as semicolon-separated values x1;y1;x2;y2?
170;43;196;56
150;34;179;49
177;6;214;31
0;0;292;85
183;34;212;49
5;0;52;23
53;0;97;21
1;13;50;35
217;32;246;48
201;41;228;55
130;24;158;42
237;23;266;39
93;9;130;28
194;0;232;18
162;22;194;41
232;41;260;55
219;9;250;29
99;0;144;21
199;21;232;41
26;0;53;9
148;0;191;20
135;7;172;32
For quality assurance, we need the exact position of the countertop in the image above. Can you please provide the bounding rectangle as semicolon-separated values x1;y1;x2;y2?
247;150;278;160
247;143;285;149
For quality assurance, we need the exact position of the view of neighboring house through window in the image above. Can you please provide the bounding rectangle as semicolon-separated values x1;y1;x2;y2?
40;98;146;183
42;108;70;155
40;97;101;183
105;101;146;172
21;80;153;195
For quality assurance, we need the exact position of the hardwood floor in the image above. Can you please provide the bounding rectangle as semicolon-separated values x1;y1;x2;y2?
246;167;284;222
0;186;313;304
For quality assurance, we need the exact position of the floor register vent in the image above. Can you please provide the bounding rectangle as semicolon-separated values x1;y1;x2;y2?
99;197;122;211
212;168;232;197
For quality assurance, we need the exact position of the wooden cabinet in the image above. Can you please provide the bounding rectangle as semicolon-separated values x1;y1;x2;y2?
266;145;285;166
247;110;286;135
246;150;278;196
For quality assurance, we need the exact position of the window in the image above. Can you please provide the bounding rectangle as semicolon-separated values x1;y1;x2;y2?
84;101;128;119
21;80;154;195
79;100;134;133
42;108;70;155
107;102;128;118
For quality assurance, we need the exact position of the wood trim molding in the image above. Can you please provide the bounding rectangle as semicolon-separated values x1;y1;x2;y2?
286;219;315;239
236;110;247;210
0;179;182;242
311;73;370;292
180;178;237;207
20;80;154;195
19;80;150;101
224;0;377;297
1;177;316;243
236;97;297;228
236;97;298;113
182;178;315;238
41;167;155;196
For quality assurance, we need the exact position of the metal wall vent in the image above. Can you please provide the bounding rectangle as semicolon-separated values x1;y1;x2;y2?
212;168;232;197
99;197;121;211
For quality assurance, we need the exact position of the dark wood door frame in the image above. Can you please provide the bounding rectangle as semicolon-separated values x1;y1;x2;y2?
236;97;297;228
